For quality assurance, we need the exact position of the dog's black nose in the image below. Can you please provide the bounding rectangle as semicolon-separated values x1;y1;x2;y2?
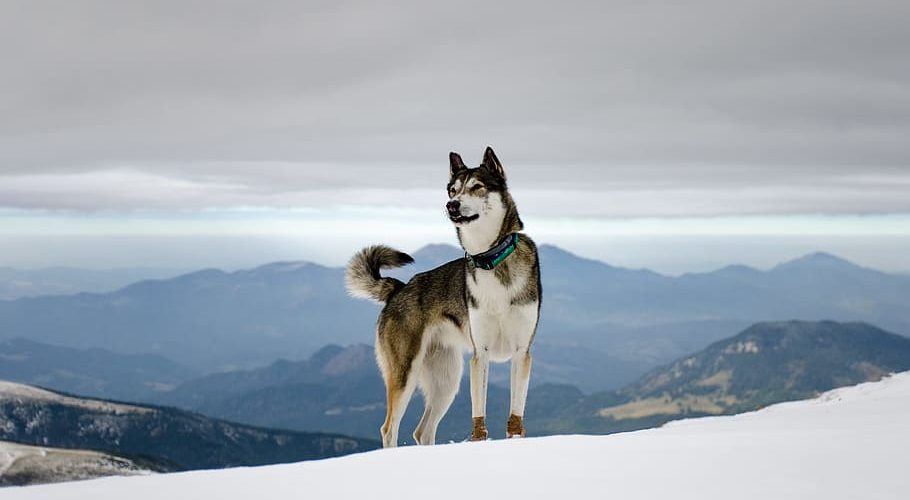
446;200;461;215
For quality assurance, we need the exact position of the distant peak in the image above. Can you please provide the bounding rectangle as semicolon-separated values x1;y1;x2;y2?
538;243;612;267
538;243;568;253
310;344;345;365
774;252;860;271
799;251;850;262
676;264;759;279
539;244;639;271
411;243;462;262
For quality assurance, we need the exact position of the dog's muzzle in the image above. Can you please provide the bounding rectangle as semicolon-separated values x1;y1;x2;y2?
446;200;479;224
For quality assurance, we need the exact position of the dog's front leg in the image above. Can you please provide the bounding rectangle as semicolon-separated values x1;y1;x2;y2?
469;349;490;441
508;349;532;438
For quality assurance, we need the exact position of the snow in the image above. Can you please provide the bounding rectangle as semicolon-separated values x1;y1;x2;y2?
0;382;151;415
4;372;910;499
0;441;151;486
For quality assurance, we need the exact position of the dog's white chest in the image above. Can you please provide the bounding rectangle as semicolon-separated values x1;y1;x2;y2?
467;268;523;312
466;269;537;361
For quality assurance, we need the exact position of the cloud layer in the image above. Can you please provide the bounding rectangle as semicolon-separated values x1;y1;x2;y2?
1;1;908;214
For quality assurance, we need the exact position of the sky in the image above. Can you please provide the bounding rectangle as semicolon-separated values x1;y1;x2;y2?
1;1;909;273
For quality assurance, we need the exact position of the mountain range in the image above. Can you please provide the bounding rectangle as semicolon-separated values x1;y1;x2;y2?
1;247;908;393
534;320;910;434
0;380;378;473
1;319;906;482
0;338;198;402
0;267;183;300
148;321;910;442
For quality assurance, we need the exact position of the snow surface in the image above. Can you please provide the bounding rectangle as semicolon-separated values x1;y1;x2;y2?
0;441;150;486
0;381;151;415
4;372;910;499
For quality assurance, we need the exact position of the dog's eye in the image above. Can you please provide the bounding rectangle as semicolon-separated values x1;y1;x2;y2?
470;185;484;192
447;187;455;196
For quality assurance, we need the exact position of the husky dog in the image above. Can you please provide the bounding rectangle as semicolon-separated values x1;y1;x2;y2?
346;147;541;448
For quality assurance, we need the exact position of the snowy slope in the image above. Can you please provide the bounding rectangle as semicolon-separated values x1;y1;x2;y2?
4;371;909;499
0;381;152;414
0;441;151;486
0;380;377;472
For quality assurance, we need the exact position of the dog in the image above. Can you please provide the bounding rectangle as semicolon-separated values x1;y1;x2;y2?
345;146;541;448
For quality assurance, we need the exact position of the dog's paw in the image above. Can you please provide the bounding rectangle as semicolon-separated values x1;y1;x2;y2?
471;416;489;441
506;414;525;438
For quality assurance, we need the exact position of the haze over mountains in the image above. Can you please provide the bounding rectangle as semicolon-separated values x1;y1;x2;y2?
147;321;910;442
0;267;183;300
0;245;908;393
0;338;199;402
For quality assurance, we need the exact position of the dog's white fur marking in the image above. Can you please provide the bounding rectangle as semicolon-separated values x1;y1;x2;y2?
468;300;537;418
457;192;507;255
458;188;538;427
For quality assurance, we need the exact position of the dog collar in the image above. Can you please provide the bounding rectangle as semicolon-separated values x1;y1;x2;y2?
466;233;519;270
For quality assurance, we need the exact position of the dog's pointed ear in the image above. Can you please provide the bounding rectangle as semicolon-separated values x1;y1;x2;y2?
482;146;505;180
449;152;466;177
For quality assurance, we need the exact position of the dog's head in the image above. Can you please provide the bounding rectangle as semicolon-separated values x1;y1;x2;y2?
445;147;508;227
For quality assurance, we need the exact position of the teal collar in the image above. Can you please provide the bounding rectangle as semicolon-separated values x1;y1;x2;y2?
466;233;519;270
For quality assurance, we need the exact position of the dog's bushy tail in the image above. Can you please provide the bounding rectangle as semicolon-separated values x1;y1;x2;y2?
345;245;414;304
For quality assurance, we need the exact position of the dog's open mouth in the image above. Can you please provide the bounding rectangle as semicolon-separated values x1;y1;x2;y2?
449;214;480;224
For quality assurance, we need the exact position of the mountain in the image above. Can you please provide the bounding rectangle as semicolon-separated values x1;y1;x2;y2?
153;343;576;442
0;267;183;300
538;320;910;434
158;344;378;411
0;338;199;402
151;320;910;441
534;246;910;379
0;262;380;371
6;372;909;499
0;440;158;486
2;320;897;458
540;246;910;356
1;246;909;391
620;320;910;404
0;381;378;471
771;251;855;270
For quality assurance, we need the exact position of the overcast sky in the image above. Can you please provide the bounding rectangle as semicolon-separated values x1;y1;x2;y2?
1;1;908;271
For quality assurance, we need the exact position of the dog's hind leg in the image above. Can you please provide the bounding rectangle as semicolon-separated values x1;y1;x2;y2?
413;344;462;445
376;325;422;448
380;374;417;448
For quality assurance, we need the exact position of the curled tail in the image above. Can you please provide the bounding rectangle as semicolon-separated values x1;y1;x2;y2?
345;245;414;304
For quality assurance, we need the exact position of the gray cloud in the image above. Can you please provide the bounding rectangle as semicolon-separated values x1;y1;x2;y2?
1;0;909;214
